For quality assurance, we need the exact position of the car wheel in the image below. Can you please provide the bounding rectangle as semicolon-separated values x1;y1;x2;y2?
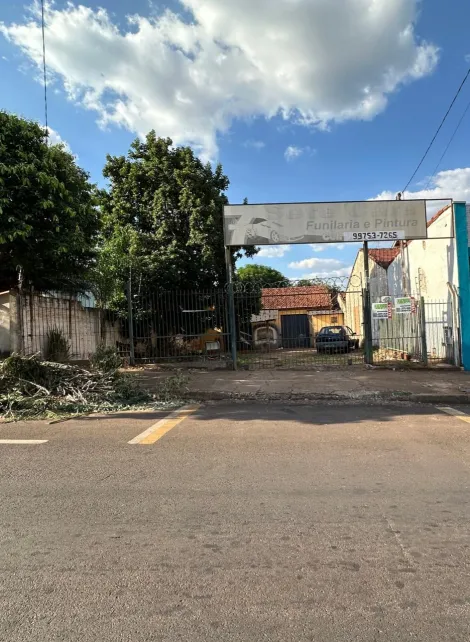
270;229;281;243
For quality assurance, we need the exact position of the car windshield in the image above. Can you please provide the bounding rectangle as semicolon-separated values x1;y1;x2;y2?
319;327;343;335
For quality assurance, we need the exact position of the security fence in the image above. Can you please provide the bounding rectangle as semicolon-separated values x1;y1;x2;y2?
1;272;459;369
232;277;364;368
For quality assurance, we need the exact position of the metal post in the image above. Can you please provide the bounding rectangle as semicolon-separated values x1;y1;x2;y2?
419;297;428;366
362;242;373;364
225;246;238;370
127;271;135;367
16;266;24;355
363;241;370;284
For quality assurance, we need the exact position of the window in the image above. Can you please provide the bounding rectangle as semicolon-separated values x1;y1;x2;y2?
331;316;338;324
318;326;343;336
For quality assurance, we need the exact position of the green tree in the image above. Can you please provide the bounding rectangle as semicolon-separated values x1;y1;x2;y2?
99;133;256;299
237;264;290;288
0;112;100;292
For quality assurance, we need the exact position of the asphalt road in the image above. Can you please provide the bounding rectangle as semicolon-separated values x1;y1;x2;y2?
1;402;470;641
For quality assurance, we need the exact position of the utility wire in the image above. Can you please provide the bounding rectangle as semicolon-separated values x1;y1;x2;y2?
402;67;470;194
425;94;470;190
41;0;48;141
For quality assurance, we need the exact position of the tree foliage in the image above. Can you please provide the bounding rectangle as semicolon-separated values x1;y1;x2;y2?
0;112;100;292
97;133;256;305
237;264;290;288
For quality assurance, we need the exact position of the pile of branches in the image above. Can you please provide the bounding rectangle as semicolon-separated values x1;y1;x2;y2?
0;354;151;420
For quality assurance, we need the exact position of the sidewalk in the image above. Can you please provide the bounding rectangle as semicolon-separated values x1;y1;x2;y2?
135;365;470;405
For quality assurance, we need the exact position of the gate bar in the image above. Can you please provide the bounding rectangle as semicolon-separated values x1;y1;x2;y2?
224;247;238;370
363;241;373;365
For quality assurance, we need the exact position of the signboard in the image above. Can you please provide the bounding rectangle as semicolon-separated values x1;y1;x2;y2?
395;297;416;314
224;200;427;246
372;302;392;319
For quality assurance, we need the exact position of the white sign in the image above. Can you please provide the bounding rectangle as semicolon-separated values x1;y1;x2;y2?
372;302;392;319
251;310;278;322
224;200;427;246
344;231;405;242
395;297;416;314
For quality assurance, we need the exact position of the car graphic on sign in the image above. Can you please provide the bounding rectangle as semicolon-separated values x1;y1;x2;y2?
240;209;307;244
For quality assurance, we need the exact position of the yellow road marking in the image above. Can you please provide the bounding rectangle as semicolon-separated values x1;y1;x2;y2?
128;405;199;445
437;406;470;423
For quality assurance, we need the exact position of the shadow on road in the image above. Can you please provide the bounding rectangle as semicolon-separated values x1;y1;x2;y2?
187;401;448;427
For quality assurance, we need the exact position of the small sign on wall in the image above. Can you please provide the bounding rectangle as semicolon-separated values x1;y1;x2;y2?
372;302;392;319
395;297;416;314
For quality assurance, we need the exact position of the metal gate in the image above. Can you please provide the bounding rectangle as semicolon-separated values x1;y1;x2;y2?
233;278;365;369
372;297;456;366
281;315;310;349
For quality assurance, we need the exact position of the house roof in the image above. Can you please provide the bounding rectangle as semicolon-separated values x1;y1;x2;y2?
261;286;333;310
427;204;451;228
393;204;451;249
368;248;400;269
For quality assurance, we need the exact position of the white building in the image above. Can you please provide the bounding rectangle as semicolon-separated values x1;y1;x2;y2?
344;248;399;344
386;204;458;363
387;205;457;299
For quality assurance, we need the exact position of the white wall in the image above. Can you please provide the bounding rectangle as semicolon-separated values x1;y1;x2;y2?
0;292;10;355
345;250;390;345
387;206;457;299
1;293;122;360
387;207;458;362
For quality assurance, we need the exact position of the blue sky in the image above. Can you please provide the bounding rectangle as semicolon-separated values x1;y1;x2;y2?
1;0;470;280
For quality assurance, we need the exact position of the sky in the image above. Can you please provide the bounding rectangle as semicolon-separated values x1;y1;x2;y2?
1;0;470;281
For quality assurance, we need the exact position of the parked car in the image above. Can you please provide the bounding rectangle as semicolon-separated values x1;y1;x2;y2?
315;326;359;354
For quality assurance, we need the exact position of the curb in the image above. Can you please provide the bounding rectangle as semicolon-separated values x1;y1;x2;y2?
180;390;470;405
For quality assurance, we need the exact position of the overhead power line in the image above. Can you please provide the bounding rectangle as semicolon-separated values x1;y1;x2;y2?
41;0;48;140
425;94;470;190
401;67;470;194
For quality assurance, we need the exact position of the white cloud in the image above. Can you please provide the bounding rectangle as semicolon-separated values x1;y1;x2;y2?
301;266;353;278
373;168;470;203
284;145;315;161
0;0;438;159
289;257;344;270
257;245;291;258
284;145;303;161
372;167;469;217
244;140;265;150
310;243;346;252
46;126;71;152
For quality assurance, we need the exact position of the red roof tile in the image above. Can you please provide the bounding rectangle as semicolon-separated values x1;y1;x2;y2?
393;204;451;249
368;248;400;269
427;204;450;228
261;286;333;310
